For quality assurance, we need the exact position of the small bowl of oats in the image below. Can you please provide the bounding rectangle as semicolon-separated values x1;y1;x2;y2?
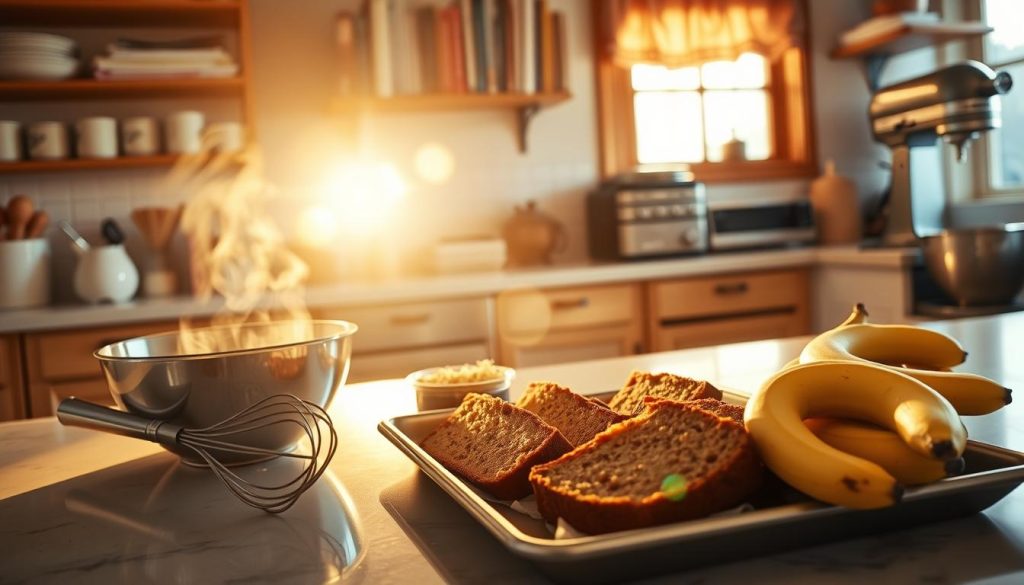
407;359;515;411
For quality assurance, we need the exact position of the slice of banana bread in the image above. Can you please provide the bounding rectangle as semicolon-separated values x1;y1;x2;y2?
516;382;628;447
421;393;573;501
685;398;745;423
608;371;723;415
529;398;762;534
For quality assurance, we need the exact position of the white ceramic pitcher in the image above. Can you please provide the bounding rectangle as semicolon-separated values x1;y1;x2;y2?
73;244;139;304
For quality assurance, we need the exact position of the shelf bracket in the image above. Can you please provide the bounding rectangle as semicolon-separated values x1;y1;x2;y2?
516;104;541;154
863;54;889;92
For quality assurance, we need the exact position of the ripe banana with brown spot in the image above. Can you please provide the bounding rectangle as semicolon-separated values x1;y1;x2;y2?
800;305;1010;415
744;360;967;509
805;418;965;486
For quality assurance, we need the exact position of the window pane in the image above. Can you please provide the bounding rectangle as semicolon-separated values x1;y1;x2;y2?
702;90;771;162
989;62;1024;188
700;53;768;89
983;0;1024;64
634;92;704;163
631;64;700;91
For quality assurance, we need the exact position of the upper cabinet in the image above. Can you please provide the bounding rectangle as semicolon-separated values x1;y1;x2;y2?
331;0;572;153
0;0;254;174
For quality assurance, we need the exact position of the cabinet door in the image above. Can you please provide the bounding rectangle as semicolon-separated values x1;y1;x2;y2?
497;283;644;368
24;321;176;417
347;342;491;383
0;335;26;421
648;269;810;352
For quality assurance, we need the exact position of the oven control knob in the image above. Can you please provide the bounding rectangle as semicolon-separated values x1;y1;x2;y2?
680;227;699;247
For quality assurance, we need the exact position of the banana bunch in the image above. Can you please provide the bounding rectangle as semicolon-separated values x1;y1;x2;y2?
800;304;1011;416
744;360;967;508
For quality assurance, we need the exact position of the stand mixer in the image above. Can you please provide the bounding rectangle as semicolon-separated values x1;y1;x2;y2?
870;61;1012;246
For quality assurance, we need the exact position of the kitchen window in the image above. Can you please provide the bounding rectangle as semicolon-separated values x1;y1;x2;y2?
595;0;816;182
970;0;1024;198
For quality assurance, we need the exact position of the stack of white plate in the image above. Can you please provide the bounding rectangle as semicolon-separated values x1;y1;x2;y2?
0;32;79;81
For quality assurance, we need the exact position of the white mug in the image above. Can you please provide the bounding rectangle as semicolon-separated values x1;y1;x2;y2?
27;121;68;160
122;116;159;156
165;110;205;154
76;116;118;159
0;120;20;162
203;122;245;153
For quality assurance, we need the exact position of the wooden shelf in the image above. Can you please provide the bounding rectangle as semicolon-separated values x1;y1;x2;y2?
0;155;182;174
0;77;246;101
334;92;571;152
0;0;241;27
831;22;992;59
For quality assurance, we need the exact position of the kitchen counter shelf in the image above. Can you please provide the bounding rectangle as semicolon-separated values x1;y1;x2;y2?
0;77;246;101
0;154;182;174
334;91;572;153
0;0;242;27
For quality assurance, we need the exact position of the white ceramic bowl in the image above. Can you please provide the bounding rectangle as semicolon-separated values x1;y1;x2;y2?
0;54;78;80
0;32;76;55
406;365;515;411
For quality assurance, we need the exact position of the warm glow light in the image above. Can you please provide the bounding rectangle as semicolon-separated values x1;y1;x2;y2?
321;162;408;236
413;143;456;185
295;205;340;248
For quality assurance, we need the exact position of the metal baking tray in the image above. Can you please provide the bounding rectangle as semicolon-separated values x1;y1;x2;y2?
378;391;1024;584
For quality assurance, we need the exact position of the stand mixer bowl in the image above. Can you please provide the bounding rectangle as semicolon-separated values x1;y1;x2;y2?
94;320;357;465
920;223;1024;306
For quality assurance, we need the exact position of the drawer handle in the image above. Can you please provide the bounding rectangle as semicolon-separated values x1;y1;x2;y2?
714;282;749;296
390;314;432;326
551;297;590;311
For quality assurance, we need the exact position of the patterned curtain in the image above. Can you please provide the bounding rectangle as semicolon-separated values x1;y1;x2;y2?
603;0;803;67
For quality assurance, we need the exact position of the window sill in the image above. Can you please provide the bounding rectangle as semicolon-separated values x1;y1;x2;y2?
681;159;818;183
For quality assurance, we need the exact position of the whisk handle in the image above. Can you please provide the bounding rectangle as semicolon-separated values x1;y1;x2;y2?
57;398;183;446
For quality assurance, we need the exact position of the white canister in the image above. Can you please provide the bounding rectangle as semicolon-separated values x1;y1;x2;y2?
73;244;139;304
76;116;118;159
0;120;21;162
165;110;205;154
203;122;245;153
0;238;51;309
121;116;160;156
27;121;68;160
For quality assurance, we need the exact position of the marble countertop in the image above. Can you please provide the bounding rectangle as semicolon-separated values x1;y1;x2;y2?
4;311;1015;584
0;245;916;335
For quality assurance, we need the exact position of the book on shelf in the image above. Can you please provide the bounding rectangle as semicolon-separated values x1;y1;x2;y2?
336;0;567;99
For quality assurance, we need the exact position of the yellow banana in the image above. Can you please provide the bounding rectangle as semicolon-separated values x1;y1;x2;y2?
801;311;1011;415
805;418;965;486
744;361;967;509
837;303;870;327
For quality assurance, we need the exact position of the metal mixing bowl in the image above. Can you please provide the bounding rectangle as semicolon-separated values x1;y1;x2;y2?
920;223;1024;306
94;319;357;465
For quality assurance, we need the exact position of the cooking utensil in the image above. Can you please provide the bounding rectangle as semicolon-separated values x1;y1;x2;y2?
919;223;1024;306
131;205;182;252
100;217;125;245
6;195;33;240
57;395;337;514
58;220;90;252
25;210;49;239
93;320;357;465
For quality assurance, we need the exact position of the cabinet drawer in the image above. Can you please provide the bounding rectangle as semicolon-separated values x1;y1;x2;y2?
653;310;807;352
316;298;490;353
498;283;639;336
347;342;490;383
25;321;177;383
0;335;26;421
651;269;808;321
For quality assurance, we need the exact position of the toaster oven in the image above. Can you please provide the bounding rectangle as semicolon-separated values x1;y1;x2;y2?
708;199;815;251
587;171;708;261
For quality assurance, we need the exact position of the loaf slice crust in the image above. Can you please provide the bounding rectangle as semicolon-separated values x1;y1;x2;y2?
684;398;745;424
608;371;723;415
516;382;628;447
529;399;762;534
421;393;573;500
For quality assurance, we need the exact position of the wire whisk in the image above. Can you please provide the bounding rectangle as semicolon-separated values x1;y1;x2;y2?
57;394;338;514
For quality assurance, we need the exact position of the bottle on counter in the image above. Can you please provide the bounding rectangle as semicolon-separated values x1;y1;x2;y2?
809;159;862;245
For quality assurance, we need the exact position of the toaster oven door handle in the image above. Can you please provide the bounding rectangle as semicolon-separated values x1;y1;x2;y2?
551;297;590;311
713;282;749;296
390;313;432;326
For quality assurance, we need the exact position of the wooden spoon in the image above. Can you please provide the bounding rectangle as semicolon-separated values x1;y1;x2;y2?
26;210;50;239
6;195;33;240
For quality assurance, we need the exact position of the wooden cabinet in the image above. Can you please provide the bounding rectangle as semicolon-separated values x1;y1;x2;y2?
315;297;494;383
0;336;26;421
24;321;175;417
647;269;810;351
496;283;644;368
